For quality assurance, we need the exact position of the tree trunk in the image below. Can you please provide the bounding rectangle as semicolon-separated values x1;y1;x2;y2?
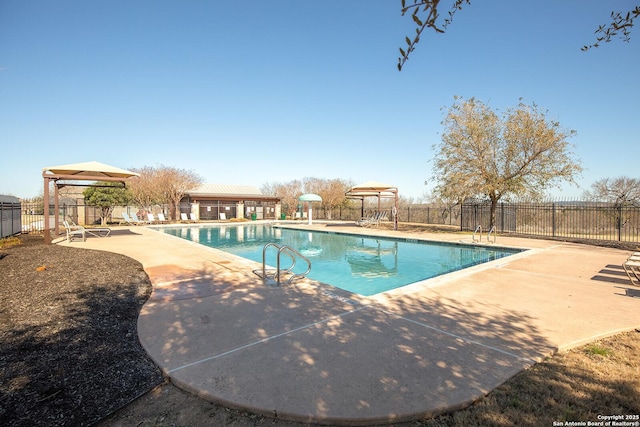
489;197;498;229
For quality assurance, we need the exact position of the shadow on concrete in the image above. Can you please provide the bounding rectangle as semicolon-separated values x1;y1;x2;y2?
138;266;555;424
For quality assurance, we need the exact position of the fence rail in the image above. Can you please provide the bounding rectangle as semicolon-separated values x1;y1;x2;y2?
4;200;639;244
315;201;640;243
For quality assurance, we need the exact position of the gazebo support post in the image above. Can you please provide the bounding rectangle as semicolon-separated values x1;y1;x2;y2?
43;177;51;244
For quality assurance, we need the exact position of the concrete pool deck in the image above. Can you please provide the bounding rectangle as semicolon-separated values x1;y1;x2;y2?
58;222;640;425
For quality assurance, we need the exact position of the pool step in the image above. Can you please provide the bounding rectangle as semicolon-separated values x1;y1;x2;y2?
253;268;307;286
252;243;311;286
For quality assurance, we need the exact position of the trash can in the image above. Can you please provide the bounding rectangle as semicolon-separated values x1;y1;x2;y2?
251;213;257;220
280;213;286;220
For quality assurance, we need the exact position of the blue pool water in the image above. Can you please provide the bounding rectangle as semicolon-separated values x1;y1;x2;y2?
156;224;521;296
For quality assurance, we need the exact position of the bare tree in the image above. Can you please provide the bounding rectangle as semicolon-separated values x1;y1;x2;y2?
398;1;639;70
303;177;353;219
156;166;203;221
584;176;640;207
261;180;303;219
128;166;162;211
432;97;582;228
129;165;203;220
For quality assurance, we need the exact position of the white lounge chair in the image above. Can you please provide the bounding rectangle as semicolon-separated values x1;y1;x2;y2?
63;220;111;241
131;212;149;224
146;213;158;224
219;212;227;221
63;220;85;242
180;213;190;222
157;213;169;223
623;257;640;287
121;212;137;225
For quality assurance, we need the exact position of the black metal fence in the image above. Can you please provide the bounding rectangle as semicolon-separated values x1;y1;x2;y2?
314;201;640;243
6;199;639;244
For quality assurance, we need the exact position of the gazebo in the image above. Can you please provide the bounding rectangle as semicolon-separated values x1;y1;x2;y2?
345;181;399;230
42;161;139;243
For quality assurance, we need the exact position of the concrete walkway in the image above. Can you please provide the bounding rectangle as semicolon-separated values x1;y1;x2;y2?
58;223;640;425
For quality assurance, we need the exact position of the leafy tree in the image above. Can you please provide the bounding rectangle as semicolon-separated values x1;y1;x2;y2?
432;97;582;228
83;182;131;225
398;1;639;70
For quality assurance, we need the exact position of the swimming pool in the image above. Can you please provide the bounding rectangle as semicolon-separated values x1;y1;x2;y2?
156;224;521;296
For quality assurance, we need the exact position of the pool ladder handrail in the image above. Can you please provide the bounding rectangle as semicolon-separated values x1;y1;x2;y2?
487;225;496;243
473;224;496;243
472;225;482;242
255;242;311;286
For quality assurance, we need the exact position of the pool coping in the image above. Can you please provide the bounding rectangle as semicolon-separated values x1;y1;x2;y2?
58;221;640;425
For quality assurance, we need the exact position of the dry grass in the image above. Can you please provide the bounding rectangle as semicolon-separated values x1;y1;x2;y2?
420;331;640;427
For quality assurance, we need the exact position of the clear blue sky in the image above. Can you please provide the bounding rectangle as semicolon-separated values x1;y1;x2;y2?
1;1;638;200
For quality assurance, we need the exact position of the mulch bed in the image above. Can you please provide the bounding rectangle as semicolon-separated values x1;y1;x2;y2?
0;235;163;426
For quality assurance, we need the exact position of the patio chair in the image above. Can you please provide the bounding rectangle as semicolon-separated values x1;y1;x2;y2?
356;213;376;227
64;220;111;239
131;212;149;224
157;213;169;223
360;212;383;228
121;212;136;225
147;213;158;224
219;212;227;221
180;213;190;222
62;220;85;242
623;257;640;287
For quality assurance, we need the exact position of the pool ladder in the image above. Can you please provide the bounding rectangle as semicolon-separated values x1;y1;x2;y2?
253;243;311;286
472;225;496;243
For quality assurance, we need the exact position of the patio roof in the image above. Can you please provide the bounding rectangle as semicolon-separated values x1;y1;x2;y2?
42;161;139;243
42;161;139;182
346;181;399;230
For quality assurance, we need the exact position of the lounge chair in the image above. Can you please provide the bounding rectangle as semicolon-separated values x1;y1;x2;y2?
623;257;640;286
62;220;85;242
356;213;375;227
358;212;383;228
147;213;158;224
219;212;227;221
157;213;169;223
63;220;111;241
180;213;190;222
121;212;136;225
131;212;149;224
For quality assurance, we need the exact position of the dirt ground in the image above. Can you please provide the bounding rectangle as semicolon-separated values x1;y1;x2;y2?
1;234;639;427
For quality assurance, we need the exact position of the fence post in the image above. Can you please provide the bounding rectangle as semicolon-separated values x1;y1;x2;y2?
552;203;556;238
618;204;622;241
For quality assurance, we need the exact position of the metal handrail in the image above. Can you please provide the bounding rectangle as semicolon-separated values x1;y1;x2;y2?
261;243;311;286
487;225;496;243
472;225;482;242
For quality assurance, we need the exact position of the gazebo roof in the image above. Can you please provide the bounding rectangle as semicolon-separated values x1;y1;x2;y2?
42;161;139;180
345;181;398;198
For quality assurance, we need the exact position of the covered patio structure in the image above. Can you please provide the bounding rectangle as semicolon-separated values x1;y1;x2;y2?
345;181;399;230
42;161;139;243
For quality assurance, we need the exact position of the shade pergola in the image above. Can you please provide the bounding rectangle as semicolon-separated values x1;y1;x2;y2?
42;161;139;243
345;181;399;230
